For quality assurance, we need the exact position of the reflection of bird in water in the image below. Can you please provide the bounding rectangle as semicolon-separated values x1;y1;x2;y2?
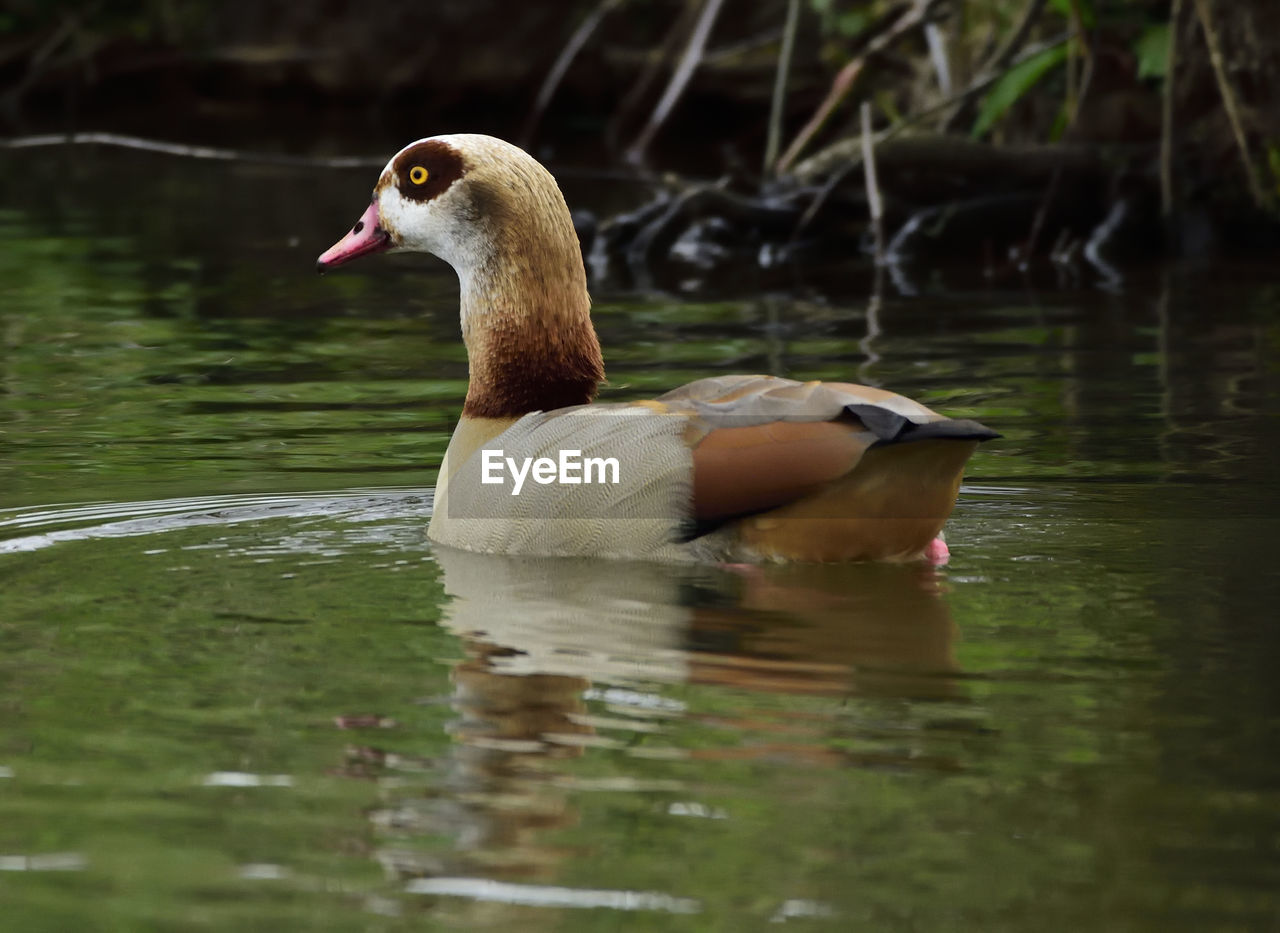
360;548;971;899
365;638;591;891
435;548;961;700
443;643;590;877
688;561;959;701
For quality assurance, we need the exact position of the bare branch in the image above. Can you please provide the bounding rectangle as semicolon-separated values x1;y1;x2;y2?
628;0;728;163
861;102;885;264
941;0;1048;132
0;132;383;168
521;0;627;147
791;30;1073;182
1192;0;1267;210
764;0;802;178
775;59;865;178
775;0;943;176
1160;0;1185;220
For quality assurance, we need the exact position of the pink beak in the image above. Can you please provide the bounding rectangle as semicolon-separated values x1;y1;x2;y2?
316;200;392;272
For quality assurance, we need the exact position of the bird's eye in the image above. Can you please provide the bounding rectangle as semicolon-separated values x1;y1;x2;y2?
408;166;429;185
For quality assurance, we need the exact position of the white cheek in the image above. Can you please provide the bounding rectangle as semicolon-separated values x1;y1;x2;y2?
377;190;432;251
378;187;486;274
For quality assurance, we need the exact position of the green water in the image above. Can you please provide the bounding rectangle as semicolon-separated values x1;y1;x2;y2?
2;144;1279;931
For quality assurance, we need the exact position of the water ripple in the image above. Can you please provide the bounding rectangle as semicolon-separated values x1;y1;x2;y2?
0;488;432;554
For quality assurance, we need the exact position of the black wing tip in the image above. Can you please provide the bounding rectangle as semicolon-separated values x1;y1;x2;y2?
845;403;1000;445
931;418;1001;442
894;418;1001;444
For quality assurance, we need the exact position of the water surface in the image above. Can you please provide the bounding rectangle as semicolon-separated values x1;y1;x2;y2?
2;143;1279;930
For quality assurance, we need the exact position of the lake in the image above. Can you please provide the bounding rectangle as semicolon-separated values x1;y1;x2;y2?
2;140;1279;930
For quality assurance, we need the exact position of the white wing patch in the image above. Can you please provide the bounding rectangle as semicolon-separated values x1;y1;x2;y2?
429;406;694;559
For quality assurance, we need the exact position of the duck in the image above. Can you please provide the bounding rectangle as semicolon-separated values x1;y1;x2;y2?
316;134;997;562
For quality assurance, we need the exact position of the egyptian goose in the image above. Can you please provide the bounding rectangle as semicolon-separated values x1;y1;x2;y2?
317;134;996;562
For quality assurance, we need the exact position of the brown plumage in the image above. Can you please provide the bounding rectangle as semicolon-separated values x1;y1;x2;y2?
317;134;997;562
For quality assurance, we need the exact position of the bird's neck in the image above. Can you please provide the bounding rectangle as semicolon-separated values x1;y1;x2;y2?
457;242;603;420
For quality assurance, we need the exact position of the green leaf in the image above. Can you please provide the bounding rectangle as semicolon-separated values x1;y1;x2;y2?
1048;0;1096;28
1135;23;1170;79
874;89;903;125
971;43;1070;139
1048;99;1072;142
837;10;871;37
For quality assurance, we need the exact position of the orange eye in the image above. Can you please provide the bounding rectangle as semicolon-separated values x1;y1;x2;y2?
408;166;429;185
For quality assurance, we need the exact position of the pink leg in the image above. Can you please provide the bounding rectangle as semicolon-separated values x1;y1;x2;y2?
718;562;765;579
922;536;950;566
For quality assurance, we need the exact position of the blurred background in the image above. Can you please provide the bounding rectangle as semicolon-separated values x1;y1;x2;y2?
3;0;1279;257
4;5;1280;930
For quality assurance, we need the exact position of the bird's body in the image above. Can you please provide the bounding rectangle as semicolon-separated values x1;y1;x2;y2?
317;134;996;562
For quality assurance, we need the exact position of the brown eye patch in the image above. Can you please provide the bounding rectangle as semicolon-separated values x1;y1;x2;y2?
390;140;466;203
